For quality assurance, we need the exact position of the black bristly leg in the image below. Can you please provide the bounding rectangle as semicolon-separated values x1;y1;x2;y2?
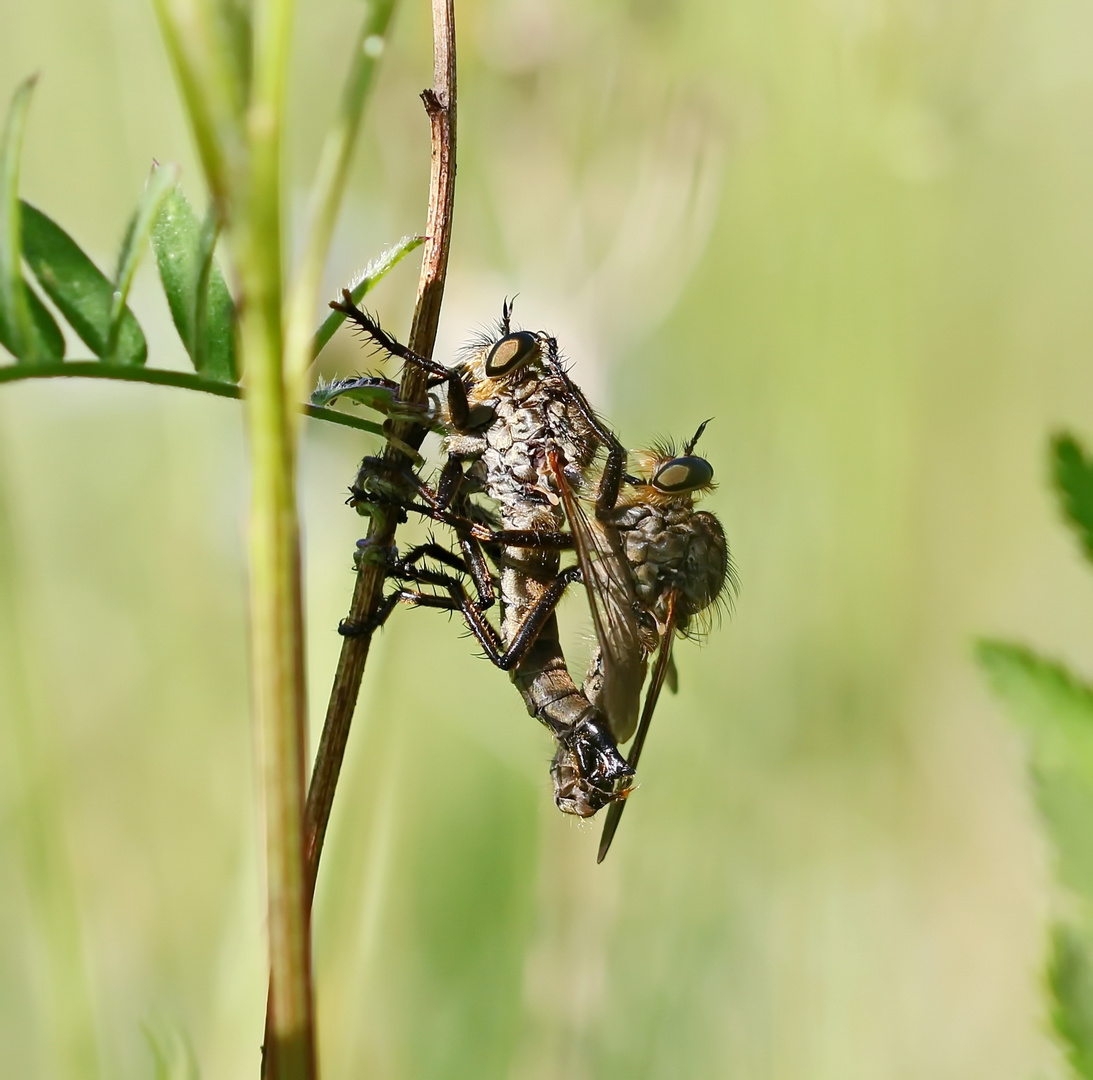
331;291;471;430
338;589;403;638
339;539;467;637
455;530;496;610
396;565;584;671
388;541;494;612
354;455;578;553
434;453;466;511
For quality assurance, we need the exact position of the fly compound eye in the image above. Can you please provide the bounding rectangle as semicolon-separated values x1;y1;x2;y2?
652;455;714;493
485;331;540;376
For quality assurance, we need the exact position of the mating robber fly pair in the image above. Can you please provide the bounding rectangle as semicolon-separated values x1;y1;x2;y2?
330;292;735;861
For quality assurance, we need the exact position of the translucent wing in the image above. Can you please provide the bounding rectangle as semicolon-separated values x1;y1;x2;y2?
548;450;648;744
597;590;680;863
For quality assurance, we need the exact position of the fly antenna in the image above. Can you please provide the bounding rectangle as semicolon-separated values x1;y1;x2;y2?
685;418;713;455
501;295;518;333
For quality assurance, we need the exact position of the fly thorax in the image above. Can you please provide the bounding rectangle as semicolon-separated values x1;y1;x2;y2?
609;502;728;622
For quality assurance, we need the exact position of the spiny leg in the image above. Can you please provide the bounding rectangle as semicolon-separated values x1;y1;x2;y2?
391;563;584;672
331;291;471;430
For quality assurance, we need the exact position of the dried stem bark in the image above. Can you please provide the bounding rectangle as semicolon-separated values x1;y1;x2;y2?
302;0;456;904
260;4;455;1069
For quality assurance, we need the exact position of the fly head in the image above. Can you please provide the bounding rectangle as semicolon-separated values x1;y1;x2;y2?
549;715;634;818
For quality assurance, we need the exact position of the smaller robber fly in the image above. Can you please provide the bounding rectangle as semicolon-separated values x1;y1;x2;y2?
553;419;736;860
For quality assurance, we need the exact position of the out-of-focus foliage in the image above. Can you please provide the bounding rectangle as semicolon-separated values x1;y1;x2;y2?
1051;924;1093;1080
1054;435;1093;567
7;0;1093;1078
980;432;1093;1078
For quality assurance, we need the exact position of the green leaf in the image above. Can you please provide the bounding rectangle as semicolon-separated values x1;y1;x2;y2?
0;76;63;363
1050;922;1093;1080
977;641;1093;781
311;235;424;359
1054;433;1093;566
21;201;146;364
0;282;64;364
310;374;401;410
150;178;238;382
1036;770;1093;901
107;164;179;361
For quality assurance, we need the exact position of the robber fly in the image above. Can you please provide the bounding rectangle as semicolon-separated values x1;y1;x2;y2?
552;419;735;861
332;298;735;854
332;293;635;816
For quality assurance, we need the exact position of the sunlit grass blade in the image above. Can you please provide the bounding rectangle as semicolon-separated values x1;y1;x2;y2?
0;76;63;364
106;163;179;361
151;178;238;381
311;235;424;359
143;1024;202;1080
21;201;147;365
1053;433;1093;566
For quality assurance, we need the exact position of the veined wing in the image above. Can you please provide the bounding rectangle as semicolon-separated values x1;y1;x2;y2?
597;590;679;863
548;450;648;744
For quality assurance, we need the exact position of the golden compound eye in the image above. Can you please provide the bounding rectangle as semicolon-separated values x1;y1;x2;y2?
652;456;714;493
485;331;540;376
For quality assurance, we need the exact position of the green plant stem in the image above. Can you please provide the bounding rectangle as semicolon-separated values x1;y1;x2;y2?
261;2;451;1056
282;0;399;419
0;361;385;437
232;0;315;1072
149;0;232;210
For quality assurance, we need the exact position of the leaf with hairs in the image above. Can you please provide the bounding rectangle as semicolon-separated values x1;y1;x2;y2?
106;164;179;361
311;235;424;359
150;178;237;381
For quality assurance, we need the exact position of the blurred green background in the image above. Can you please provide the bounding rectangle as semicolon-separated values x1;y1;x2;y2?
3;0;1093;1076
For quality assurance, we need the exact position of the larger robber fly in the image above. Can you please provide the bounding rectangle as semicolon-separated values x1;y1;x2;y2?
332;294;636;817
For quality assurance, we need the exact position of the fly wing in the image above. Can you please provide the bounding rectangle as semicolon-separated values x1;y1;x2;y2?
548;451;648;744
597;591;679;863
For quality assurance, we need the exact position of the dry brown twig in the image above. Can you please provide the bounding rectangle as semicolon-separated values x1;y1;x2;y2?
304;0;456;914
